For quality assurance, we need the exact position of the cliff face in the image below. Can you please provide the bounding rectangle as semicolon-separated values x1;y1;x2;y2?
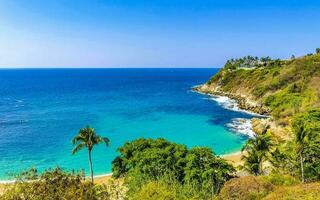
194;83;270;115
195;53;320;138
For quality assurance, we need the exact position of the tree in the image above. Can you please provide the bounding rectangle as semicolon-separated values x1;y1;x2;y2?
112;138;188;181
241;128;273;175
316;48;320;54
72;126;110;183
293;118;308;182
112;138;235;199
293;109;320;182
184;147;235;198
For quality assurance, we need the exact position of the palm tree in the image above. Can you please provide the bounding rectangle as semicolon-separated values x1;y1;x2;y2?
293;119;309;182
241;149;261;175
241;130;273;175
72;126;110;183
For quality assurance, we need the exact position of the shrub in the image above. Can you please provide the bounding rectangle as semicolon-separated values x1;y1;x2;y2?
263;173;299;186
219;176;273;200
263;182;320;200
132;181;177;200
112;138;235;199
0;168;117;200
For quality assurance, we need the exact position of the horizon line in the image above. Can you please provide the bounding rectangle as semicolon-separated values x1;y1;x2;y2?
0;66;220;69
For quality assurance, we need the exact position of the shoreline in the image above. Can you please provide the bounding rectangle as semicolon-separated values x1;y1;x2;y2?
0;173;114;184
191;87;268;118
0;152;244;184
192;84;270;117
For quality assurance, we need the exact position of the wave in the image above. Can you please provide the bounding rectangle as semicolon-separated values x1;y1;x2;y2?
226;118;255;138
208;95;266;117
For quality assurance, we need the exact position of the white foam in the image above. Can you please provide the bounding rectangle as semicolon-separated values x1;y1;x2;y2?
208;95;265;117
226;118;256;138
211;96;239;111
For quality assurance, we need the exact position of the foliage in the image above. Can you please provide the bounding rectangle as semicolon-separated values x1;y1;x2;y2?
219;176;273;200
207;53;320;123
241;130;273;175
224;56;260;70
112;138;188;181
268;144;298;177
112;138;235;199
72;125;110;183
0;168;115;200
292;109;320;182
184;147;235;197
263;173;299;187
132;181;176;200
263;182;320;200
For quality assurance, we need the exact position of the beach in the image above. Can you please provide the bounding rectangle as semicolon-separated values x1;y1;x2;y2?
0;151;243;191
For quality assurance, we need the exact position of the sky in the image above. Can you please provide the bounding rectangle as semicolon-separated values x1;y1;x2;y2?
0;0;320;68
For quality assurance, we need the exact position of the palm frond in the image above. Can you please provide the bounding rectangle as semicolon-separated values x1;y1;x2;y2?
72;134;86;144
72;143;86;154
101;137;110;146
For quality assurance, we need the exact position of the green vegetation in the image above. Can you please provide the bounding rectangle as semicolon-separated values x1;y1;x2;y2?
112;138;235;199
293;109;320;182
263;182;320;200
72;126;110;183
0;168;126;200
205;51;320;125
241;127;273;175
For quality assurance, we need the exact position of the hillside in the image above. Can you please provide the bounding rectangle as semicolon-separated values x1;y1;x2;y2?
195;53;320;138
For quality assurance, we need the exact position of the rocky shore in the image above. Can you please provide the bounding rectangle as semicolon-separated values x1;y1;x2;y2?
193;83;289;140
193;83;270;116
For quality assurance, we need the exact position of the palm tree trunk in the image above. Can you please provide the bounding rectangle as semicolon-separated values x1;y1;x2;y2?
260;160;264;175
88;150;94;184
300;151;304;183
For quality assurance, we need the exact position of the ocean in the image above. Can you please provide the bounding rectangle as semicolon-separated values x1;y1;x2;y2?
0;68;255;180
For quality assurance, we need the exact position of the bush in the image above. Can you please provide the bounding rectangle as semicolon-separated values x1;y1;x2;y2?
263;173;299;186
263;182;320;200
219;176;273;200
132;181;178;200
112;138;235;199
0;168;120;200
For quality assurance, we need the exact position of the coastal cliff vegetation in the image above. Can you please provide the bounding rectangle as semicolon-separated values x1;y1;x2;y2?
197;50;320;126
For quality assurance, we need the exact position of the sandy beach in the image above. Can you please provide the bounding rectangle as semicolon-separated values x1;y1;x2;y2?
0;151;243;186
222;151;244;166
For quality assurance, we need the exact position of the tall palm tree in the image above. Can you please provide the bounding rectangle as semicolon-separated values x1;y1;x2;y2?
293;119;309;183
241;131;273;175
241;149;261;176
72;126;110;183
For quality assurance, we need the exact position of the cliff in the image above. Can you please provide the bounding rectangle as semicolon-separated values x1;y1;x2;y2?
195;53;320;138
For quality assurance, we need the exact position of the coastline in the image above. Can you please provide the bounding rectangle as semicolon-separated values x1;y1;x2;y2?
0;151;243;195
0;151;244;185
192;85;268;117
192;84;270;116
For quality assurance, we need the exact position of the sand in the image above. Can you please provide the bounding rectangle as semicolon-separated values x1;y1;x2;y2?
222;151;244;166
0;151;244;196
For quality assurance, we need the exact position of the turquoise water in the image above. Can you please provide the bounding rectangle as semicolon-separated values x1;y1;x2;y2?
0;68;253;180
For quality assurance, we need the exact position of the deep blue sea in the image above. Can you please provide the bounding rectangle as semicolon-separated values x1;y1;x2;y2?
0;68;255;180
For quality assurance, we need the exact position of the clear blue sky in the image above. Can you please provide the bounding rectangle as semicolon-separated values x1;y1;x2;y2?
0;0;320;68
